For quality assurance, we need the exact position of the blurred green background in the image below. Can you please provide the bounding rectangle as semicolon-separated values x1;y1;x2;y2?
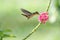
0;0;60;40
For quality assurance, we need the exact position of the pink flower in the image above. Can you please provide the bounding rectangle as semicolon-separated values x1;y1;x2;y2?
38;12;49;24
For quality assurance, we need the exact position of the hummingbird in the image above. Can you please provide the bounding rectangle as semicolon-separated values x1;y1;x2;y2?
21;8;39;19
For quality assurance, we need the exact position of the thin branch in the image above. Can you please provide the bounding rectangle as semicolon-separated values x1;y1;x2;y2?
22;23;41;40
47;0;51;12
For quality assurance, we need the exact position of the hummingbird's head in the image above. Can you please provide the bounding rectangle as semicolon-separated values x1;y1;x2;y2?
33;12;39;15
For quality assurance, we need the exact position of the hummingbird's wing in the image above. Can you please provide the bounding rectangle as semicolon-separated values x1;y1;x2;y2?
21;8;32;19
21;8;32;16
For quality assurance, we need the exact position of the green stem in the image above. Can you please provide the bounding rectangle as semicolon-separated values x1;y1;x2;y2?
22;23;41;40
47;0;51;12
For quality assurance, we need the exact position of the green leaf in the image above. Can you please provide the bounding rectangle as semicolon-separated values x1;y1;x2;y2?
3;34;16;38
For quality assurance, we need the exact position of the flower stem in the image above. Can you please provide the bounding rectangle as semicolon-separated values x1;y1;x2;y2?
22;23;41;40
47;0;51;12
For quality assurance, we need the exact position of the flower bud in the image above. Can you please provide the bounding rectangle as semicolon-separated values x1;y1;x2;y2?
38;12;49;24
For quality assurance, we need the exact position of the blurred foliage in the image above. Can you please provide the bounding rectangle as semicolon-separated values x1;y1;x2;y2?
0;0;60;40
55;0;60;20
0;29;16;40
55;0;60;11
